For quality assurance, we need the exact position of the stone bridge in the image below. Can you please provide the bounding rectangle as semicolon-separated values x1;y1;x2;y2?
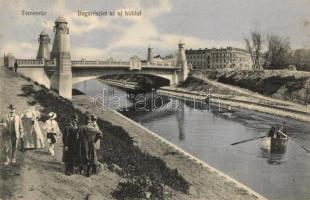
71;60;182;85
4;16;189;99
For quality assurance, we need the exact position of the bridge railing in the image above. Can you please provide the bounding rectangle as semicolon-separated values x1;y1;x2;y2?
72;60;131;67
142;63;172;67
16;59;44;66
16;59;57;67
45;59;56;67
141;63;183;69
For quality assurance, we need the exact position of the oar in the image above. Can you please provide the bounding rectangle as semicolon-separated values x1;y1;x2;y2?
293;141;310;153
231;135;266;145
298;145;310;153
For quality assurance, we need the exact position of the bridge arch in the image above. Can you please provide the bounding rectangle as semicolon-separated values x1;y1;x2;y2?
72;68;177;86
100;73;171;88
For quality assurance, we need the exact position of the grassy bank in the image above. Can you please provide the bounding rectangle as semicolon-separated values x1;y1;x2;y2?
199;69;310;105
179;76;243;96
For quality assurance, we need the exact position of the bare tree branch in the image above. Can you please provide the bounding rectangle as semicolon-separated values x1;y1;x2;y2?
266;34;291;68
244;31;263;69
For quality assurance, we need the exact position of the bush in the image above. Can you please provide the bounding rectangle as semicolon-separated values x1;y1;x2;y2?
112;176;164;200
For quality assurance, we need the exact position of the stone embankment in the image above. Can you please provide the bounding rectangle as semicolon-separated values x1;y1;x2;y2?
163;70;310;123
158;85;310;123
102;72;310;122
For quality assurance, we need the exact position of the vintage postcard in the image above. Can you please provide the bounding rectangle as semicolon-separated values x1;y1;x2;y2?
0;0;309;199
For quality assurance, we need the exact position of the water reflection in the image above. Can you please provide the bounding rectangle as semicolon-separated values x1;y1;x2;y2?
176;101;185;140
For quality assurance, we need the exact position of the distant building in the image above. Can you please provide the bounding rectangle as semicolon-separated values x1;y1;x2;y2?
185;47;252;70
290;49;310;71
146;46;177;66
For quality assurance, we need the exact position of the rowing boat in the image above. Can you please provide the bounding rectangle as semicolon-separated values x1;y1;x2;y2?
261;137;288;153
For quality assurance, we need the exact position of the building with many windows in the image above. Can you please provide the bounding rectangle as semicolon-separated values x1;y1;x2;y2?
185;47;252;70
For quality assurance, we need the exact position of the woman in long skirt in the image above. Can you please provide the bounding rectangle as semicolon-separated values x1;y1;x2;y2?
21;101;45;149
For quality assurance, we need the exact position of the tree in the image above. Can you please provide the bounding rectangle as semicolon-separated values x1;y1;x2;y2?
244;31;263;70
265;35;291;69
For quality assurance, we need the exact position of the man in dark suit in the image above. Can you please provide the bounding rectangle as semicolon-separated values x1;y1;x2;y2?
63;113;79;175
78;115;102;177
14;61;18;72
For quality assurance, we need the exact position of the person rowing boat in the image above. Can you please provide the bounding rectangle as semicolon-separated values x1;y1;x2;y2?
276;125;288;139
263;124;289;153
266;125;288;139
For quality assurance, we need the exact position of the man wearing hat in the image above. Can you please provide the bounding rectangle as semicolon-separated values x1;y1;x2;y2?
63;113;79;175
1;104;24;165
78;115;102;177
43;112;60;156
90;115;101;152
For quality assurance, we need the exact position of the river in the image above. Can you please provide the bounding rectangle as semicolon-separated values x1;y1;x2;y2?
74;78;310;200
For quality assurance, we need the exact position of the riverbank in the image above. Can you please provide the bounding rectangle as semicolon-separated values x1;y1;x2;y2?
197;69;310;105
157;85;310;123
166;70;310;122
97;70;310;122
0;67;265;199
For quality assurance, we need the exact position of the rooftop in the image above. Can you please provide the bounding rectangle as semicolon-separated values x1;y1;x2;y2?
185;47;249;54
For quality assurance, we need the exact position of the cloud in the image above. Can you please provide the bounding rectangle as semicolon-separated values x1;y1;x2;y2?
101;0;174;56
0;0;244;60
71;47;106;59
2;0;308;60
54;0;244;59
41;13;113;35
100;0;244;59
1;41;37;58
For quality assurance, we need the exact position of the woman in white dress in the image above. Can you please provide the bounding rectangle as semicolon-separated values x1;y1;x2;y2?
21;101;45;149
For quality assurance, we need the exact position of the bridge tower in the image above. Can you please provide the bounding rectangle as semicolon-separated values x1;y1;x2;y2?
50;16;72;99
176;42;189;83
36;31;50;59
147;46;154;64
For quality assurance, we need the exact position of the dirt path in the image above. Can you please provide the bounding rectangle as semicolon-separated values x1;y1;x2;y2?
12;144;121;200
0;68;121;200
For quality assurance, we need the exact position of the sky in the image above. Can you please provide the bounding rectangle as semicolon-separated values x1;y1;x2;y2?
0;0;310;60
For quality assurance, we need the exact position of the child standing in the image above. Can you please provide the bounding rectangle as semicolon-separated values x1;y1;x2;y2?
43;112;60;156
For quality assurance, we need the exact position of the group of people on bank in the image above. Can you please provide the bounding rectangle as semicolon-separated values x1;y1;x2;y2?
0;101;103;177
63;113;103;176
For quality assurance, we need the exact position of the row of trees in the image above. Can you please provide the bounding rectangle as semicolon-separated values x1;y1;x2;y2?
244;31;292;69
